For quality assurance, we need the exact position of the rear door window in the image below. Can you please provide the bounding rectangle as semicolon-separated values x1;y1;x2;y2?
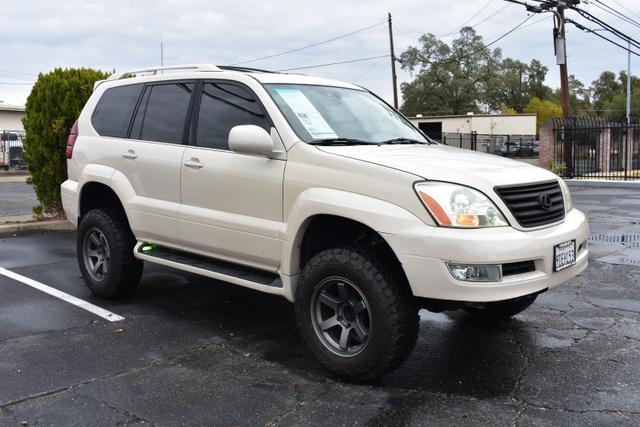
195;82;270;150
131;82;194;144
91;84;143;138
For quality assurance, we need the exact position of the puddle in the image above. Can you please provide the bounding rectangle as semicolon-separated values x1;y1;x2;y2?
595;255;640;266
589;233;640;266
589;233;640;248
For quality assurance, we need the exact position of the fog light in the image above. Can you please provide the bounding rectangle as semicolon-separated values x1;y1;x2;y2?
448;263;502;282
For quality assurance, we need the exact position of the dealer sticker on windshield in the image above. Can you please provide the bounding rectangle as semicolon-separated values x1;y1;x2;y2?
274;88;338;139
554;240;576;272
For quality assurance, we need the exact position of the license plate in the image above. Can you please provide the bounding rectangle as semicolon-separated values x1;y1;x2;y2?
554;240;576;272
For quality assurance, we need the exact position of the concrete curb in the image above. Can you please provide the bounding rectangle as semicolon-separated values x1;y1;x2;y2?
0;170;29;177
0;175;29;183
0;220;75;238
566;179;640;189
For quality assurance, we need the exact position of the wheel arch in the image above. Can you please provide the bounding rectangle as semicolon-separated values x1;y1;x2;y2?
78;181;127;224
282;189;431;301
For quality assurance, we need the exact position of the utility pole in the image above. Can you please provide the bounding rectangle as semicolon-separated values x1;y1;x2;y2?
160;33;164;66
555;6;571;119
553;2;574;176
388;13;399;109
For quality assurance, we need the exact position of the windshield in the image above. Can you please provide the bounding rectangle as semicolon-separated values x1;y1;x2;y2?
264;84;429;144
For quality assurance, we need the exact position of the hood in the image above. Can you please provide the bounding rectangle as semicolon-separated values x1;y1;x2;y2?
316;144;558;188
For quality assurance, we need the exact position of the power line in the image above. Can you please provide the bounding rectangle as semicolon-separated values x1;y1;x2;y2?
569;5;640;49
276;54;389;72
398;11;542;55
0;69;36;77
352;56;385;82
398;13;537;70
437;0;495;37
232;21;385;65
608;0;640;22
565;17;640;57
443;13;537;64
451;3;512;35
0;82;34;85
398;2;511;39
590;0;640;30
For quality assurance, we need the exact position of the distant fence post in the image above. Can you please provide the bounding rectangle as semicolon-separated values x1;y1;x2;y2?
624;126;633;175
598;125;611;175
538;122;554;169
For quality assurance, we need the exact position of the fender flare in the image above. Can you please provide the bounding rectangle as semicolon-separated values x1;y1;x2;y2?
281;187;432;277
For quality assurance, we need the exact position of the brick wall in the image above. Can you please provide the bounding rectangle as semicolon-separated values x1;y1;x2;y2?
538;122;555;169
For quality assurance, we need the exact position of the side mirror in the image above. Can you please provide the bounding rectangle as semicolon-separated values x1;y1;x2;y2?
228;125;274;156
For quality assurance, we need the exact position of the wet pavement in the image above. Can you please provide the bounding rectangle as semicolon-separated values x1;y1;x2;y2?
0;186;639;426
0;182;37;218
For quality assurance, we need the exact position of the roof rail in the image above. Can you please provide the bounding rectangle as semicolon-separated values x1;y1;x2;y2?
105;64;222;81
217;65;278;74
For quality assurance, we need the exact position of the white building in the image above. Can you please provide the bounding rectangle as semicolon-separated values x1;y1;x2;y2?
408;113;537;141
0;104;26;169
0;103;26;130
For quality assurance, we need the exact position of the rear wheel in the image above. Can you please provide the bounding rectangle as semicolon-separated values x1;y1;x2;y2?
295;247;419;382
463;294;538;319
77;208;143;298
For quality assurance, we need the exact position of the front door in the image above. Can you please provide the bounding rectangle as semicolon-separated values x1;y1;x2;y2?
179;80;285;271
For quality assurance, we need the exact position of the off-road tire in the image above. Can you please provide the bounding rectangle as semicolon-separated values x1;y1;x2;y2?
77;208;143;298
295;247;419;382
463;293;538;319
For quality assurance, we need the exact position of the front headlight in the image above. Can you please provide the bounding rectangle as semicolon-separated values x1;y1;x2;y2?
558;178;573;214
414;181;509;228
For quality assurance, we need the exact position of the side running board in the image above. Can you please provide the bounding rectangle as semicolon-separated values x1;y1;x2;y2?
134;242;283;290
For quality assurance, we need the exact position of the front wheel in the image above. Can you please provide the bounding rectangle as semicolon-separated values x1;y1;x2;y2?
295;247;419;382
463;293;538;319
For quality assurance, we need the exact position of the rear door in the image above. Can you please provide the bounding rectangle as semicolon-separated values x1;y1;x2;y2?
119;81;195;246
179;80;285;271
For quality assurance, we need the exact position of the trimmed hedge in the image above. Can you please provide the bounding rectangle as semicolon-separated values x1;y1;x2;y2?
23;68;108;215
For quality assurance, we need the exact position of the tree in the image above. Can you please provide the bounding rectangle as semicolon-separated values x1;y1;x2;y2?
524;97;562;133
399;27;501;115
590;71;622;111
22;68;108;216
399;28;553;115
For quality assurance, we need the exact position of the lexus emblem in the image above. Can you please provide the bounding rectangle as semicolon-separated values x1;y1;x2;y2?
538;194;552;210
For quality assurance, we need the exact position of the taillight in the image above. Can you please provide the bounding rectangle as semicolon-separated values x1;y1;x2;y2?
65;120;78;159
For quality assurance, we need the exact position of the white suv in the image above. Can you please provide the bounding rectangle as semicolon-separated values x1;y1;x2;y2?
61;64;588;381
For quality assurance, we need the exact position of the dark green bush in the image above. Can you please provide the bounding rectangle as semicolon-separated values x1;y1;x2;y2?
23;68;108;216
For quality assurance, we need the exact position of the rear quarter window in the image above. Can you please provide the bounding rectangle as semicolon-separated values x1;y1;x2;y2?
91;84;143;138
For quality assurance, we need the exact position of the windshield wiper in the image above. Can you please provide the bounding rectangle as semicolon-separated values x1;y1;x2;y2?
308;138;373;146
380;137;428;145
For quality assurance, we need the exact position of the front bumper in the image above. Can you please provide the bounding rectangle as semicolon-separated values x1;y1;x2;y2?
384;208;589;303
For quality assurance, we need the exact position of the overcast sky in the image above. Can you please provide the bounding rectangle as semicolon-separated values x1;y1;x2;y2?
1;0;638;108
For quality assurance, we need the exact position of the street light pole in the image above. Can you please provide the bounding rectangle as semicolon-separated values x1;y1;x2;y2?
627;41;632;125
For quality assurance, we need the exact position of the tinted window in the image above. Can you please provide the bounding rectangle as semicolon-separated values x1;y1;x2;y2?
92;84;143;138
195;82;270;150
132;82;194;144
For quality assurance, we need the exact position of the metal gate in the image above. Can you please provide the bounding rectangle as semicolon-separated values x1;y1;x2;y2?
552;118;639;180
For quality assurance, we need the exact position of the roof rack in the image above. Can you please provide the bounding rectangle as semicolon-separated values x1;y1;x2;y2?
105;64;222;81
217;65;278;74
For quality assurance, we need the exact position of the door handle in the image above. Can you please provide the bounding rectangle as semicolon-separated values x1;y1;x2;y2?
183;158;203;169
122;150;138;160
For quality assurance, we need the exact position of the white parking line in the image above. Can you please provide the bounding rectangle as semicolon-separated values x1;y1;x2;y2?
0;267;124;322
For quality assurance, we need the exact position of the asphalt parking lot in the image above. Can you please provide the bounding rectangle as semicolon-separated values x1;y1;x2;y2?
0;186;639;426
0;182;37;218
